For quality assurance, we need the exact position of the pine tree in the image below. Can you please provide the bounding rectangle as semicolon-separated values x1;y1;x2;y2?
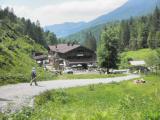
151;6;160;31
129;20;138;50
147;32;156;49
97;26;119;73
137;23;148;49
155;31;160;47
120;21;130;50
44;31;57;45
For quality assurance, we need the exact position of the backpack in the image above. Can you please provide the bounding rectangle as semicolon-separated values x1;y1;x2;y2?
31;70;36;77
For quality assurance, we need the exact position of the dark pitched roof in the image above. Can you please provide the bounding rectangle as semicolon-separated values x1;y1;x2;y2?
33;55;47;60
49;44;80;53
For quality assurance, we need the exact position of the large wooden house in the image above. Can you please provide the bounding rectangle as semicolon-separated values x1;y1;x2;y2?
48;44;96;69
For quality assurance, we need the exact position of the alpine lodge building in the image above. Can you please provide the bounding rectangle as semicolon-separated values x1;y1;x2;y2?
48;43;96;69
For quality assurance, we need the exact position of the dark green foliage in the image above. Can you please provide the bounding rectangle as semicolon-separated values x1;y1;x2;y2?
44;30;57;45
0;7;57;48
88;84;95;91
151;6;160;32
0;74;29;84
147;31;156;49
66;24;104;45
107;7;160;52
97;6;160;68
97;25;119;72
120;20;130;49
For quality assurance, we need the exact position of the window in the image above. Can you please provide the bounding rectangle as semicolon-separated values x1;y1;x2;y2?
77;54;84;57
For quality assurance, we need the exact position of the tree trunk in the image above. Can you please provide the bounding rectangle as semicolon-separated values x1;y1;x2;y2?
106;68;110;74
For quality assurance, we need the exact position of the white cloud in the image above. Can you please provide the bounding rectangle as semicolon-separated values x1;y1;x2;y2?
2;0;128;26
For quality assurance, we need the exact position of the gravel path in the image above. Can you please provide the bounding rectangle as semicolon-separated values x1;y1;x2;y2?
0;74;140;113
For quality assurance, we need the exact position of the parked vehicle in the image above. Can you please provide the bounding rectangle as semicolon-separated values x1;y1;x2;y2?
63;69;73;74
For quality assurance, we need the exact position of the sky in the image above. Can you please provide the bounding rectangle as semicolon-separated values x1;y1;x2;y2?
0;0;128;26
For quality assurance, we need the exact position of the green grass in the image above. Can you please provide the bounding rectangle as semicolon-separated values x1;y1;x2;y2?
5;75;160;120
54;74;124;80
121;49;157;60
119;48;159;68
0;25;55;86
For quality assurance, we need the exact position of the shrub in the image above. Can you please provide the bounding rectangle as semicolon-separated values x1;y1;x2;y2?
9;107;33;120
0;112;8;120
54;89;70;104
89;84;95;91
34;90;54;106
35;89;70;106
145;111;160;120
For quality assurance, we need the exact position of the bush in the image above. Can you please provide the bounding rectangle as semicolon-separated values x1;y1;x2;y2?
35;89;70;106
34;90;54;106
89;84;95;91
0;112;8;120
9;107;33;120
54;89;70;104
0;74;29;85
145;111;160;120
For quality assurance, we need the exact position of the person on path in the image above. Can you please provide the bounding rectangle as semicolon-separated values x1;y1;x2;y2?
30;67;38;86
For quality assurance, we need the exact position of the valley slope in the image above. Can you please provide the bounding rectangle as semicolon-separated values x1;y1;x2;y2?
45;0;158;38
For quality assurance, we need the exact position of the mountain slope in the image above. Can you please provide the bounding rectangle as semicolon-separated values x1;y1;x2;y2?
66;24;105;44
0;8;55;86
44;22;87;38
45;0;158;38
0;22;46;85
87;0;157;27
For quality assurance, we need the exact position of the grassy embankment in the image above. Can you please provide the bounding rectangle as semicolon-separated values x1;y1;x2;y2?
119;48;159;68
0;25;55;86
2;74;159;120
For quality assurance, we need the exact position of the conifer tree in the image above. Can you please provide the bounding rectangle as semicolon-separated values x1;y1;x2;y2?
97;26;119;73
147;32;156;49
155;31;160;47
120;21;130;50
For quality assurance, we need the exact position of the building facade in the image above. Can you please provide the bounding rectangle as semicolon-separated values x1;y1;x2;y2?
48;44;96;69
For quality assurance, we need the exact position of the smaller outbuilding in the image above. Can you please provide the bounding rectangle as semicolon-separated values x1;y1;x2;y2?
129;60;149;74
129;61;146;66
32;52;48;66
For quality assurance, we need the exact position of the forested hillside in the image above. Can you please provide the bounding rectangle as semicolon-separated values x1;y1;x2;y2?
103;7;160;51
66;24;105;44
0;7;56;85
97;7;160;71
65;0;159;47
0;7;57;47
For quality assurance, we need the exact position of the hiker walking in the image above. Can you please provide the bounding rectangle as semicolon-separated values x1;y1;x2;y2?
30;67;38;86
